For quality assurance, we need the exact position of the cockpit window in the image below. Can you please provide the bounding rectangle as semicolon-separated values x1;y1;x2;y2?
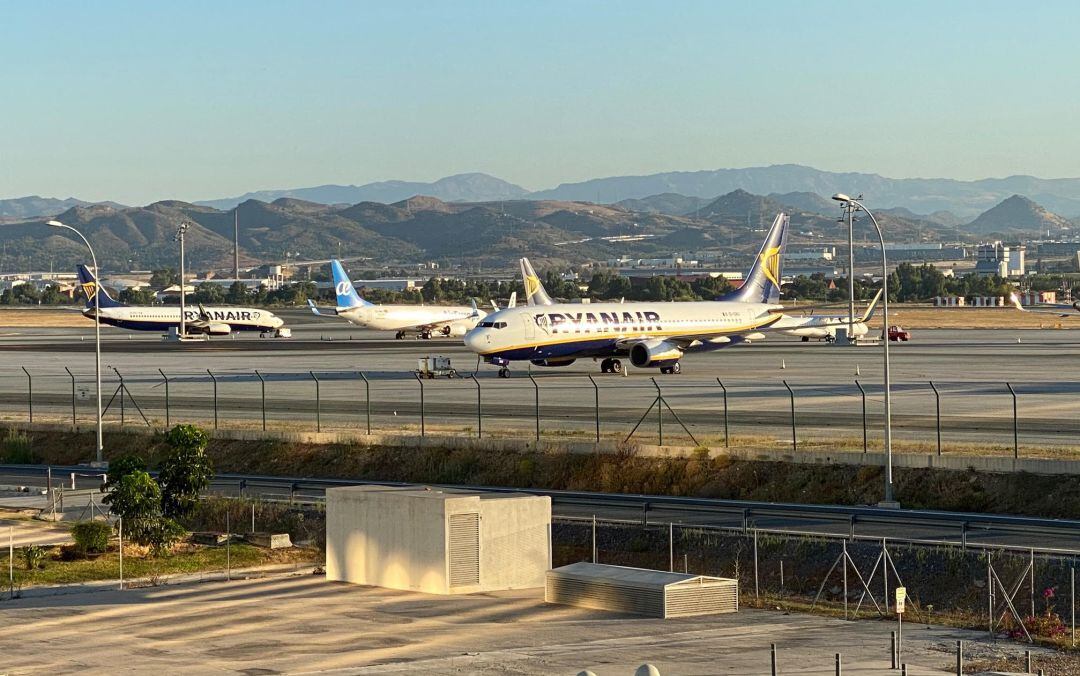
495;322;507;329
478;321;507;329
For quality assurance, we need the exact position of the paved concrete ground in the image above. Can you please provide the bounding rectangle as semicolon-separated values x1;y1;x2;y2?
0;573;1050;674
0;518;73;548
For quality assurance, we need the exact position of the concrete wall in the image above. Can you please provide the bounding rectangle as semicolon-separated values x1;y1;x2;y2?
325;486;550;595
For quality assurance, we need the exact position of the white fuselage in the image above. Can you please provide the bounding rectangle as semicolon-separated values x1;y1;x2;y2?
773;314;870;340
86;306;284;333
338;304;485;334
464;300;780;363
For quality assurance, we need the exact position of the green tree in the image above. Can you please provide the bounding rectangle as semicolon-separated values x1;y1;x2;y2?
102;455;147;494
158;424;213;519
102;470;169;547
226;281;249;305
192;282;226;305
119;287;157;305
150;268;180;289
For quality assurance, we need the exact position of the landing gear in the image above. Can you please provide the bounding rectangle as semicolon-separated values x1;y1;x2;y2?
420;331;432;340
600;358;623;374
498;367;511;378
395;331;405;340
824;334;836;343
441;326;451;336
659;362;682;375
801;336;810;342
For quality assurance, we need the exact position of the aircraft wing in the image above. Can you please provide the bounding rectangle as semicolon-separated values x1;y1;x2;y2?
612;314;788;351
1009;293;1079;317
779;289;884;323
307;299;340;317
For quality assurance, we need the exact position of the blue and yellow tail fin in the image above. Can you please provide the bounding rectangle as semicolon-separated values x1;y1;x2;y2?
722;213;789;304
76;264;124;308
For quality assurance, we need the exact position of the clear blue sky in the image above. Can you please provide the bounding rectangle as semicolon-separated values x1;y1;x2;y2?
3;0;1079;204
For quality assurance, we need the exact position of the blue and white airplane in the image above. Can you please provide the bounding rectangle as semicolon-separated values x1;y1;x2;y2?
466;213;881;376
75;265;288;336
308;259;486;339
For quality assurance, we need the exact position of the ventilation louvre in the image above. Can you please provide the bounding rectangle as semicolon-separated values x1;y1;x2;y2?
448;512;480;587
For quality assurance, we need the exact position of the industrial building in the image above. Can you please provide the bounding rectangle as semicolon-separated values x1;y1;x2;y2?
974;242;1025;277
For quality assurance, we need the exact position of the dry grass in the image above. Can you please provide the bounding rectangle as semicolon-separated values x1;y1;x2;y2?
0;308;87;328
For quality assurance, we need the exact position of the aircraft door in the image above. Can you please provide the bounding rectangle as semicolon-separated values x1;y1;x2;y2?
523;314;536;340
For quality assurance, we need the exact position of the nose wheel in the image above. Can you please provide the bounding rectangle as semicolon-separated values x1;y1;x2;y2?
498;367;511;378
659;362;682;375
600;358;623;374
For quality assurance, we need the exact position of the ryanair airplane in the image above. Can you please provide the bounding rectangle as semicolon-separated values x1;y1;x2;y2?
466;212;876;376
308;260;486;339
75;265;288;337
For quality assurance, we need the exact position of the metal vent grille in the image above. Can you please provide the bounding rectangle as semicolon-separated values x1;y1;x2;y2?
448;513;480;587
665;582;738;617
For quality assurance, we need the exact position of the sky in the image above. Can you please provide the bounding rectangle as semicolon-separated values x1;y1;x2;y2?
3;0;1080;205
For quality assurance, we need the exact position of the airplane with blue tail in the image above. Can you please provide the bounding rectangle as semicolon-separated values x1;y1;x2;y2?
307;259;486;339
466;212;883;376
75;265;288;337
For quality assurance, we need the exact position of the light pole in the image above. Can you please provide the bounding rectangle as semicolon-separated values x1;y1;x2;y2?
45;220;104;464
840;200;857;334
174;223;190;338
832;194;895;505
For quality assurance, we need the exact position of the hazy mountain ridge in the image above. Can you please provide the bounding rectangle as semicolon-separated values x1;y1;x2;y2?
194;173;529;210
0;196;127;220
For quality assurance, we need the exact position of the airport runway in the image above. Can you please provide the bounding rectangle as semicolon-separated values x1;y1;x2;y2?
1;314;1079;451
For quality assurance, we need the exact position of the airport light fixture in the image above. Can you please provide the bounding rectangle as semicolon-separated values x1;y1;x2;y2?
174;222;190;338
45;220;104;464
831;194;895;505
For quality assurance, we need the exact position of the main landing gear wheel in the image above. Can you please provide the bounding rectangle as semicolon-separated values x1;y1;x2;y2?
660;362;682;375
395;331;405;340
600;358;623;374
498;367;510;378
420;331;432;340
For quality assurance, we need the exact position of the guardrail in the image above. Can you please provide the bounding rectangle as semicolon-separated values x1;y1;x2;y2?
6;464;1080;555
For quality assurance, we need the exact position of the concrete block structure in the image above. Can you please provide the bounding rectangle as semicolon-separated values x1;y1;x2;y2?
325;485;551;594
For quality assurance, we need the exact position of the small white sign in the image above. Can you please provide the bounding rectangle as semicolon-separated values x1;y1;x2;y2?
895;586;907;614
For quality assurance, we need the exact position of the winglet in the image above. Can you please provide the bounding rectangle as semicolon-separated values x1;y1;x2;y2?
469;298;479;317
1009;292;1026;312
330;259;372;309
859;288;885;322
307;299;323;316
519;258;553;306
508;291;517;308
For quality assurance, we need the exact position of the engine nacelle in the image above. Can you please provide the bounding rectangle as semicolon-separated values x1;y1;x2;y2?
204;323;232;336
629;339;683;368
530;358;576;367
445;323;470;338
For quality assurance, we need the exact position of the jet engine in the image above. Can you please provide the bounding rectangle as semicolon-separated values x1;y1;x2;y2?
444;323;470;338
202;323;232;336
629;339;683;368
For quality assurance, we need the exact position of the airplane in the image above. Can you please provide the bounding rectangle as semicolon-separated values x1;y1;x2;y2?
1009;292;1080;317
775;288;884;342
75;265;288;336
466;213;889;376
308;259;487;339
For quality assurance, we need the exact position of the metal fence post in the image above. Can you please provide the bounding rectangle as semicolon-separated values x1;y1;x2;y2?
717;379;729;448
21;366;32;423
207;369;218;429
669;522;674;572
1071;564;1076;647
65;366;76;426
770;643;777;676
468;374;482;438
835;652;842;676
414;373;425;438
158;368;170;428
358;371;371;435
591;515;597;563
112;366;125;428
587;375;600;443
783;380;796;452
528;373;539;441
1006;382;1018;458
753;527;759;600
929;380;941;456
855;379;867;453
651;378;663;446
956;640;963;675
310;371;321;432
254;370;266;431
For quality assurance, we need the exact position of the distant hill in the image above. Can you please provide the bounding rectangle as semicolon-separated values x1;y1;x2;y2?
614;193;707;216
767;191;837;216
528;164;1080;220
0;196;126;220
196;173;529;210
965;195;1073;235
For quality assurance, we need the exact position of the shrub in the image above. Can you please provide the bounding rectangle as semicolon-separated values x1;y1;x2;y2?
0;431;37;464
71;521;111;554
159;424;213;519
22;544;47;570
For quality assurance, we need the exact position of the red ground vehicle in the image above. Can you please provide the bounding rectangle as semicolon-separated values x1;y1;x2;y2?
887;325;911;341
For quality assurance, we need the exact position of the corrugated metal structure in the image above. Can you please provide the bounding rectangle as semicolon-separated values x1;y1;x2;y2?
546;562;738;618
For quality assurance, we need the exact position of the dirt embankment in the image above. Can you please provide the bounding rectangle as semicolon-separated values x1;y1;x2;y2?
8;426;1080;520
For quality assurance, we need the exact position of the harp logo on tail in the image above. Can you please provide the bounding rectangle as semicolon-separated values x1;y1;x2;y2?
759;246;782;288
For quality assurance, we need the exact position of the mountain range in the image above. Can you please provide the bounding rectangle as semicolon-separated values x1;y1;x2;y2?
9;164;1080;221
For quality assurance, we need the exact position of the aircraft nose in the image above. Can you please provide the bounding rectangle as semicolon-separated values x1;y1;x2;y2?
463;328;485;352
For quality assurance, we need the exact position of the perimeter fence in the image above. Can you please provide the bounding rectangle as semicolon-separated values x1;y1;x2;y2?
2;366;1079;456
